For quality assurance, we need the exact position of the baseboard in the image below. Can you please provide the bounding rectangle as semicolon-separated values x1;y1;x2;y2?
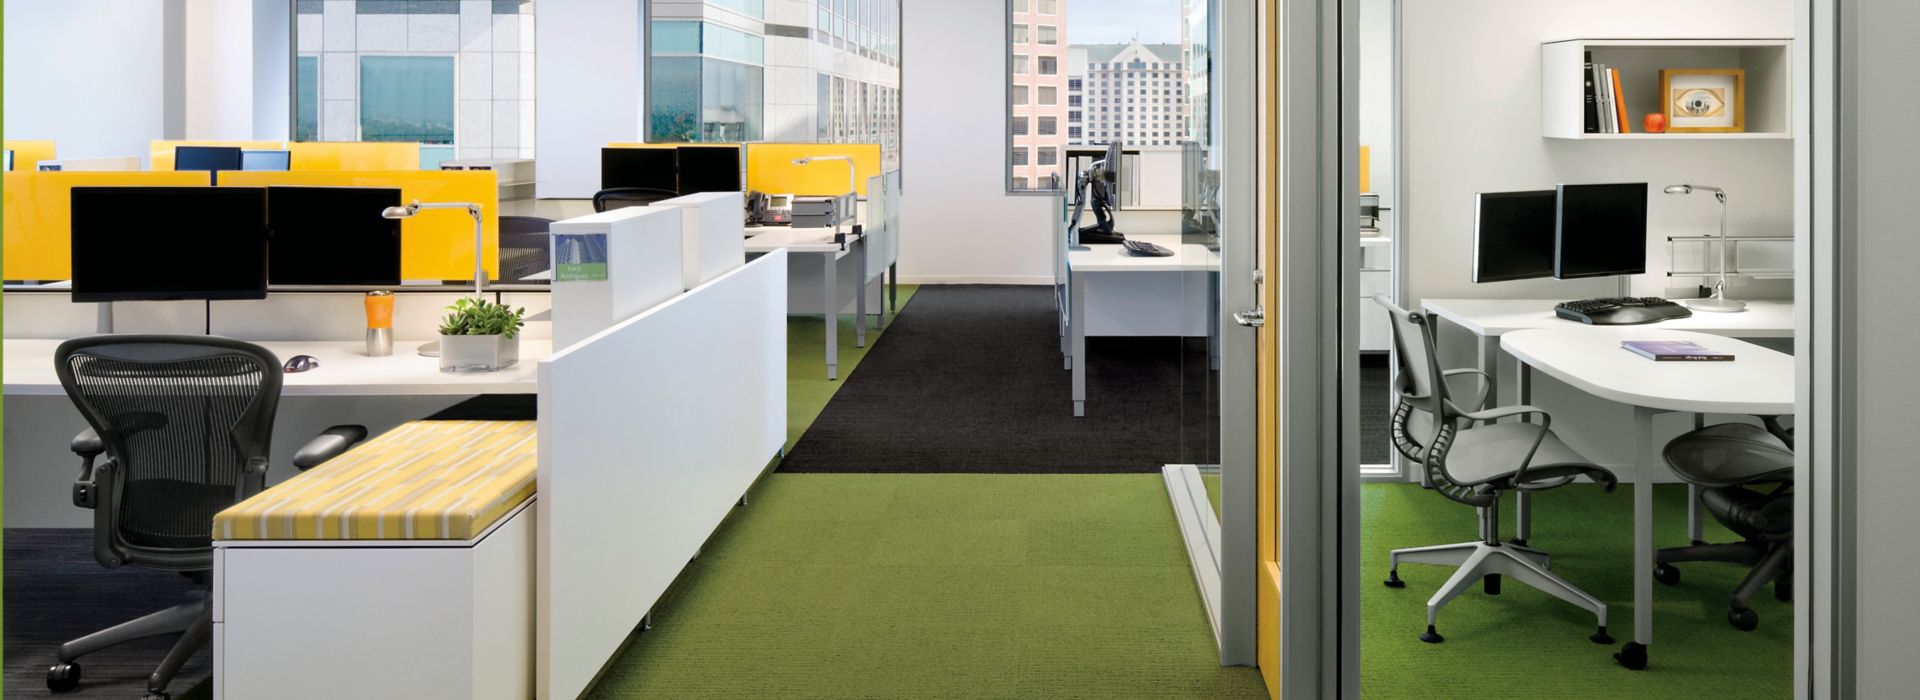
893;274;1054;285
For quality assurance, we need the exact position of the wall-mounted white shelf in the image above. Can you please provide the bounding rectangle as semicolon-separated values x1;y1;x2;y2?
1542;39;1792;141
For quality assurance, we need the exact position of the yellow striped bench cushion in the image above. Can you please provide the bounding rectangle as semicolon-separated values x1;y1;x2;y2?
214;420;537;541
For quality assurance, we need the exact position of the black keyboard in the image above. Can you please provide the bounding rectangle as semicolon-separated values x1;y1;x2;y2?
1554;297;1693;326
1122;239;1174;257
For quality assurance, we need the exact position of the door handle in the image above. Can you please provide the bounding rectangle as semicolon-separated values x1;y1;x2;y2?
1233;307;1266;328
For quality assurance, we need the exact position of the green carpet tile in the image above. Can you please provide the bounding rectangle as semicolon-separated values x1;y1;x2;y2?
1203;473;1222;518
586;473;1267;699
1362;482;1792;699
785;285;920;450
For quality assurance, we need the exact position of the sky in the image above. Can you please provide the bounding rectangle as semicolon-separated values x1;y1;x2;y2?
1066;0;1184;45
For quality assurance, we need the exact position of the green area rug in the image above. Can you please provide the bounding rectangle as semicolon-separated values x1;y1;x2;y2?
587;473;1266;699
785;286;919;449
1362;482;1792;698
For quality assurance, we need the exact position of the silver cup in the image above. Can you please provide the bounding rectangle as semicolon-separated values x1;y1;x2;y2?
366;327;393;357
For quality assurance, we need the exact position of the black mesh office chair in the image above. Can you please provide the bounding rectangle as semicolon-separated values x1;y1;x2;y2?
498;215;554;283
592;186;677;213
49;336;364;699
1372;294;1621;645
1653;420;1795;631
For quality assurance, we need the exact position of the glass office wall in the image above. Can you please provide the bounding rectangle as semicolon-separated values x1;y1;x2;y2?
293;0;536;162
648;21;766;142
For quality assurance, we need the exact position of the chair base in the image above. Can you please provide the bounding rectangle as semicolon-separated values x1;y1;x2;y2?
1656;539;1792;630
1387;540;1608;643
53;590;210;696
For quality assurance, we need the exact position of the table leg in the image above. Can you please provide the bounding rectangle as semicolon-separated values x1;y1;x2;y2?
889;263;898;314
1515;362;1534;545
1071;272;1087;417
1617;405;1657;669
1477;332;1502;416
855;246;868;349
824;253;838;381
1688;413;1706;544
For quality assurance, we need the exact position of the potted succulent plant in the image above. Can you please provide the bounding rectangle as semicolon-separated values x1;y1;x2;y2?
437;297;527;373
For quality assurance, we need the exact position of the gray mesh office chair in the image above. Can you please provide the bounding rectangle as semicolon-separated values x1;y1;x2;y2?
499;215;554;283
592;186;677;213
49;336;363;699
1653;421;1794;631
1372;294;1620;644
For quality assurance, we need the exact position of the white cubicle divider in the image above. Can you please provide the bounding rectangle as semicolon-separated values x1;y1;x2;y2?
652;191;747;290
535;251;787;700
546;206;684;349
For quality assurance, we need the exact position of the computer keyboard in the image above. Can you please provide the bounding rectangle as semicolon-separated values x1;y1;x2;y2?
1122;239;1174;257
1554;297;1694;326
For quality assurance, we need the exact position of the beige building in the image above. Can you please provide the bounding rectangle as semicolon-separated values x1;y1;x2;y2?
1009;0;1068;190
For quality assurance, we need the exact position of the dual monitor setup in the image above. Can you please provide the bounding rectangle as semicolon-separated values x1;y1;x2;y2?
601;145;742;196
175;146;290;173
70;186;402;303
1068;141;1171;257
1473;182;1693;325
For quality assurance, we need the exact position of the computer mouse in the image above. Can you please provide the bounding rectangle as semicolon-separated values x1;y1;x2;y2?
283;355;320;373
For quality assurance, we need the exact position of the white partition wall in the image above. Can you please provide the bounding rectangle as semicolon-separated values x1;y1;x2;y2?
536;252;787;700
652;192;747;290
547;206;685;349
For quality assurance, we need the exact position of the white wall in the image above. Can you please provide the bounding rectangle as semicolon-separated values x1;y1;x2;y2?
1401;0;1795;308
3;0;176;161
898;0;1055;285
535;0;645;199
1848;0;1920;692
186;0;257;140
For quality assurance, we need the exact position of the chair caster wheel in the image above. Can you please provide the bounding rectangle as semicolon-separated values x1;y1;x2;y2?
1419;625;1444;644
143;693;171;700
1775;581;1793;602
1483;574;1502;595
1510;538;1529;547
47;662;80;692
1614;642;1648;670
1654;564;1681;586
1729;607;1759;631
1383;570;1405;588
1590;626;1614;645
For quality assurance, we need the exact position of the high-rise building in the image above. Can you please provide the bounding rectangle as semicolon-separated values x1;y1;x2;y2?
1009;0;1067;191
647;1;902;166
1067;41;1188;150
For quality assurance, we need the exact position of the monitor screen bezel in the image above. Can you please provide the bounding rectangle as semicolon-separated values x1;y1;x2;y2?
1471;189;1559;283
70;186;269;303
1553;182;1651;280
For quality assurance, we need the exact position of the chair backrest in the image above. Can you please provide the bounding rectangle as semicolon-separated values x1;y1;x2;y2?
498;216;555;282
592;187;677;213
55;336;281;570
1663;423;1794;488
1372;294;1482;503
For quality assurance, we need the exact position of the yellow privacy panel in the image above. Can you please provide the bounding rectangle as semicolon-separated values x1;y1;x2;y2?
745;143;882;197
151;141;287;171
3;171;210;280
5;140;57;171
288;142;421;171
217;170;498;281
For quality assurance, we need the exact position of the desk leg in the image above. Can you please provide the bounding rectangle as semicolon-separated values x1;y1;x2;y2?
1688;413;1706;544
1514;363;1534;546
890;263;899;314
824;254;838;381
1071;272;1087;417
1616;405;1657;669
1477;332;1501;416
855;246;868;349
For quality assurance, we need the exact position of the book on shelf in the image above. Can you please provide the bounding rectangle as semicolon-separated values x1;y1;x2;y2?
1610;68;1631;133
1621;340;1735;361
1593;61;1615;133
1583;51;1600;134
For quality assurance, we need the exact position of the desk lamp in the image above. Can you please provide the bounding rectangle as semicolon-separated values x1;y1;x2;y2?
1663;184;1745;313
383;200;486;356
792;156;859;228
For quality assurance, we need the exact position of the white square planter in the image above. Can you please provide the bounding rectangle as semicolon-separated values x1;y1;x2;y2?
439;334;519;373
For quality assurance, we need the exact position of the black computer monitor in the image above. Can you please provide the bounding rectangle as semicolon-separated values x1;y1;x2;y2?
175;146;244;172
1471;190;1558;283
675;145;743;193
4;150;13;172
266;186;403;285
601;147;678;193
1102;139;1124;213
70;187;268;302
242;150;291;171
1554;182;1649;279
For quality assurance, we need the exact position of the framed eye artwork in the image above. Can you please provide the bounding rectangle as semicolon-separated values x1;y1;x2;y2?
1660;68;1745;133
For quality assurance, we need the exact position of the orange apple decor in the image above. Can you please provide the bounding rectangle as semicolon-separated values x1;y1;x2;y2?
1644;113;1668;134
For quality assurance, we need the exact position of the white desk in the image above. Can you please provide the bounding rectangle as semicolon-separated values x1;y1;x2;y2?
1501;328;1793;669
1063;233;1221;416
3;338;550;396
745;227;869;380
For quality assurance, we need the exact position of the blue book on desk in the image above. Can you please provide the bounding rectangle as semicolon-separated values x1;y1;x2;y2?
1622;340;1734;362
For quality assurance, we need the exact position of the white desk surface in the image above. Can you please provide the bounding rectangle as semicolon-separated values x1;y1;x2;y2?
1067;234;1221;273
1422;298;1794;338
3;338;549;397
1501;328;1793;415
744;227;862;255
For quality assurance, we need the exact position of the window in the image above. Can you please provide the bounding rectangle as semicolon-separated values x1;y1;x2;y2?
1013;55;1030;74
1012;147;1028;166
1037;147;1057;165
1013;116;1029;135
1068;95;1082;107
1012;177;1028;190
1068;78;1082;90
359;56;455;144
1038;86;1057;105
1068;126;1082;139
1038;116;1057;136
1068;110;1081;122
1013;24;1028;44
1013;85;1029;106
295;56;319;142
1038;56;1058;75
1038;26;1057;45
1038;0;1057;12
1013;0;1028;10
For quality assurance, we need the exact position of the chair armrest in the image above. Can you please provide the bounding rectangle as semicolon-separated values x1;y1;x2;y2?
293;425;369;471
70;429;104;459
1441;368;1493;410
1451;403;1551;426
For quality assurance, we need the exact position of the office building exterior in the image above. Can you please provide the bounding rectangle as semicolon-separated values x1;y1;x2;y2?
1067;41;1188;149
1008;0;1067;191
648;0;902;166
